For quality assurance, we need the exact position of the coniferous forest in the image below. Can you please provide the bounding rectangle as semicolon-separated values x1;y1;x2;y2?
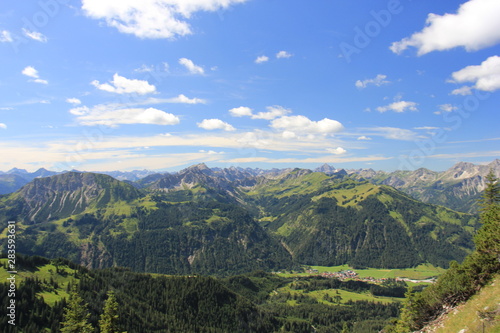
0;166;499;332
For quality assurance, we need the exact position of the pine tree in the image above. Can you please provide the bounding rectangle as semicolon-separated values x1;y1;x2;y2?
60;285;93;333
341;322;350;333
474;170;500;269
99;290;121;333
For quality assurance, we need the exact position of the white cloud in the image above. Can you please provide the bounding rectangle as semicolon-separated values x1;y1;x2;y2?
69;106;90;116
71;104;180;127
271;115;343;136
376;101;418;113
0;30;13;42
33;79;49;85
22;66;48;84
451;86;473;96
229;106;253;117
66;98;82;105
91;73;156;94
450;55;500;92
252;105;291;120
197;119;235;131
22;66;40;79
355;74;390;89
134;64;154;73
179;58;204;75
228;105;291;120
434;104;458;115
357;136;372;140
282;131;296;139
81;0;247;39
22;29;47;42
367;127;419;141
255;55;269;64
390;0;500;55
276;51;292;59
163;94;206;104
327;147;347;155
199;149;225;155
414;126;439;130
0;123;6;129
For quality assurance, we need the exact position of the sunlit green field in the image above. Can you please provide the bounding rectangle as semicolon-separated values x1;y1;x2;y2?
277;263;445;280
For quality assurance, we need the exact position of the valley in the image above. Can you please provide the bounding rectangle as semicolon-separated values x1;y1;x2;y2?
1;160;498;332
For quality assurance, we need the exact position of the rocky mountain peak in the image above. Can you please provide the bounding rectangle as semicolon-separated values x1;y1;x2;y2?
315;163;336;174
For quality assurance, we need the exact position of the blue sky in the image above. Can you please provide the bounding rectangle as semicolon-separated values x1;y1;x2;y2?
0;0;499;172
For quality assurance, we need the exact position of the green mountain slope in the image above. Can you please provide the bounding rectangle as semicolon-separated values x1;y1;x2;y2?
0;172;141;223
0;172;294;275
0;168;479;276
245;170;478;268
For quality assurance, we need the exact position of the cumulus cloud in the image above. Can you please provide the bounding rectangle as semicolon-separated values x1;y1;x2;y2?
91;73;156;94
282;131;296;139
229;106;253;117
270;115;343;137
450;55;500;92
66;98;82;105
22;66;40;78
229;105;291;120
255;55;269;64
357;136;372;140
197;119;235;131
390;0;500;55
21;66;48;84
22;29;48;42
0;123;7;129
164;94;206;104
0;30;13;42
355;74;390;89
327;147;347;155
276;51;292;59
81;0;247;39
179;58;204;75
434;104;458;115
451;86;473;96
72;106;180;127
376;100;418;113
252;105;291;120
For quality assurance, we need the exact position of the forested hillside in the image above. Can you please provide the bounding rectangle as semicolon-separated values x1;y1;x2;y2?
384;171;500;332
0;165;479;275
0;254;403;333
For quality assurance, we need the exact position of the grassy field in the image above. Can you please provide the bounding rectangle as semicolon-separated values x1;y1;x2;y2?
274;283;403;306
0;258;76;305
305;263;445;280
434;274;500;333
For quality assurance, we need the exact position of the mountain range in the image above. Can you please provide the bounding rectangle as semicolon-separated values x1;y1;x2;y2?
0;161;484;275
1;160;497;214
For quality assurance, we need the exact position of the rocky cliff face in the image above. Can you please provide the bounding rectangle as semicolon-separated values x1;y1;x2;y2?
346;159;500;213
15;172;140;222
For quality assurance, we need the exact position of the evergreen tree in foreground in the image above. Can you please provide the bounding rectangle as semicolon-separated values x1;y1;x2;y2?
60;285;94;333
99;290;122;333
475;170;500;268
384;169;500;332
